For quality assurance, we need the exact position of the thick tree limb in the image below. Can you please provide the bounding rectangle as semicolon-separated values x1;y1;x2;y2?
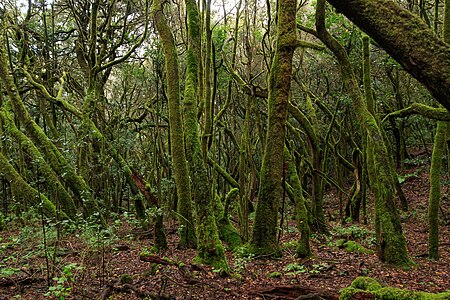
326;0;450;111
383;103;450;122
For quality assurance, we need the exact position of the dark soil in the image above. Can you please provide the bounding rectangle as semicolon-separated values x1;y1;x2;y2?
1;158;449;299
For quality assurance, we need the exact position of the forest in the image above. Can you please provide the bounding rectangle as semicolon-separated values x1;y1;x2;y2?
0;0;449;298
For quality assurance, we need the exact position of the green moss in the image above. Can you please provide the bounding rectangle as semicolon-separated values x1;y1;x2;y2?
0;107;76;218
267;271;282;278
120;274;133;284
350;277;382;291
180;0;228;270
340;277;450;300
0;39;99;218
428;121;448;260
217;218;241;250
343;241;374;254
152;0;196;248
0;152;65;219
285;147;311;258
250;0;297;256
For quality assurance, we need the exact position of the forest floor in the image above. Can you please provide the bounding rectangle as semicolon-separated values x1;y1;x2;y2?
1;153;449;299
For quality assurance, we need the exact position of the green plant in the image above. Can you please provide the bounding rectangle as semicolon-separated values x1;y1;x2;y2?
283;263;307;276
332;224;376;247
45;263;83;300
397;167;423;184
79;220;118;248
231;252;255;273
120;274;133;284
309;263;330;274
0;267;21;277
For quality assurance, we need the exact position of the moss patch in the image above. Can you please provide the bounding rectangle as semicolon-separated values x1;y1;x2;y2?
337;240;374;254
340;277;450;300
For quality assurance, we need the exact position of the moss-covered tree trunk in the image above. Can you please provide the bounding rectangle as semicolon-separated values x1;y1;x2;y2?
238;93;252;242
316;0;409;264
428;121;447;260
287;102;324;228
0;105;76;218
428;0;450;260
183;0;227;269
0;151;66;219
305;95;325;231
250;0;297;255
0;31;100;218
152;0;196;248
326;0;450;111
284;147;311;258
201;0;213;158
25;65;155;224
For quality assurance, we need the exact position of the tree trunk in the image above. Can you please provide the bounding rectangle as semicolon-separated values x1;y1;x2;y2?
152;0;196;249
0;106;76;217
326;0;450;112
285;147;311;258
0;32;101;220
0;151;66;219
316;0;409;265
183;0;228;269
250;0;297;255
428;0;450;260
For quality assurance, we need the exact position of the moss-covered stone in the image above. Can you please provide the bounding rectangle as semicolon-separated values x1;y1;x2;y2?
342;241;374;254
340;277;450;300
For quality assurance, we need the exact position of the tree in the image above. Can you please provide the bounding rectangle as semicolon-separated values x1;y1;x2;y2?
183;0;228;270
326;0;450;112
428;0;450;260
250;0;297;255
315;0;410;264
151;0;196;249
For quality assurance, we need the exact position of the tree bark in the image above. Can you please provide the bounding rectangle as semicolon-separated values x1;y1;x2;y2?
326;0;450;112
152;0;195;248
183;0;228;269
316;0;410;264
250;0;297;255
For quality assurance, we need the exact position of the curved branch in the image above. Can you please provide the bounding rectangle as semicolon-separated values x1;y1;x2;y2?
383;103;450;122
326;0;450;111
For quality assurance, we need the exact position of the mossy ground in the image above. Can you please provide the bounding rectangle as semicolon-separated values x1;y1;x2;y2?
340;277;450;300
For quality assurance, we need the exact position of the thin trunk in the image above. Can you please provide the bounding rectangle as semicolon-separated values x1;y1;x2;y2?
250;0;297;255
316;0;409;264
152;0;195;248
184;0;228;269
285;147;311;258
428;0;450;260
0;32;101;219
